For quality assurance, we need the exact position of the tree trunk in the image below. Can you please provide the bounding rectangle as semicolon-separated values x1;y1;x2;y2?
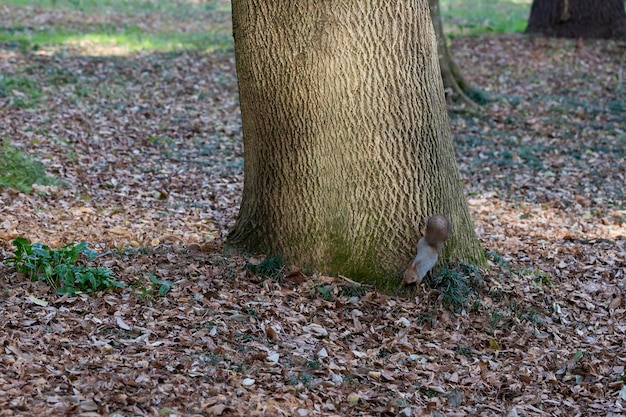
229;0;484;284
525;0;626;39
429;0;484;107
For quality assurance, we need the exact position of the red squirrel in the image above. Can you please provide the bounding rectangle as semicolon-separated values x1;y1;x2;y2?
402;214;451;285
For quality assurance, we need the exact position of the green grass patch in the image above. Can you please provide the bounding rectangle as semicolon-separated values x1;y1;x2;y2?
0;27;75;49
2;0;230;18
429;262;484;312
66;26;232;53
0;26;233;54
0;141;59;192
440;0;532;36
246;256;286;282
1;0;233;53
0;74;42;108
1;0;533;52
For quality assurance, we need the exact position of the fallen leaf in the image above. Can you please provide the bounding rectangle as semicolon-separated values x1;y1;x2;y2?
28;295;48;307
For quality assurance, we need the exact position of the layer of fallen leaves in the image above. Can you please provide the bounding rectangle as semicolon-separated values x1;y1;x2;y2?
1;6;625;416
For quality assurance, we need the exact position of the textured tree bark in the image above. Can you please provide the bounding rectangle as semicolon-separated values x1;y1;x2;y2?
428;0;483;107
525;0;626;39
229;0;484;283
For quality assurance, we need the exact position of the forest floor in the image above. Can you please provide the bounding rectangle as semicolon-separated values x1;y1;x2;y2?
1;3;625;417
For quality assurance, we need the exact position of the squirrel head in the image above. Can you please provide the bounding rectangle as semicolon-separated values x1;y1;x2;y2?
424;214;451;249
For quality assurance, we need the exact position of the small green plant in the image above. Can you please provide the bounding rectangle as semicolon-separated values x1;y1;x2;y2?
310;282;334;301
130;273;173;300
204;352;222;366
290;372;314;388
377;349;392;359
521;267;553;287
453;346;474;357
6;237;124;295
418;386;441;398
486;250;510;269
305;358;322;370
488;310;505;331
339;282;367;298
246;255;286;282
489;288;505;302
231;361;249;374
130;278;148;299
534;269;553;287
415;311;436;327
341;374;355;386
520;310;544;325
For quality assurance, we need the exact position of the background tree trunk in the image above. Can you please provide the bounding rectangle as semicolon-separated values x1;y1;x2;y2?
525;0;626;39
229;0;484;284
429;0;485;107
